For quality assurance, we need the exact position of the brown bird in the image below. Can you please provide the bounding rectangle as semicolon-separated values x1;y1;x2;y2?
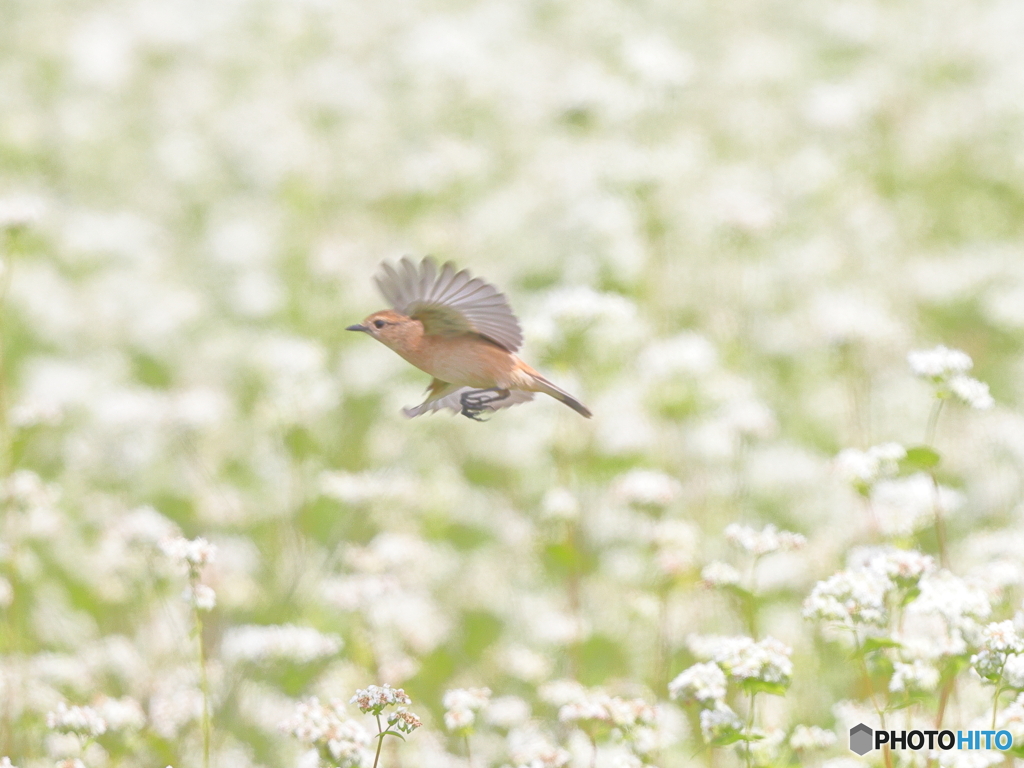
347;257;592;420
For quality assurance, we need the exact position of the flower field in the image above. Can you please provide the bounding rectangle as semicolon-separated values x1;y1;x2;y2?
2;0;1024;766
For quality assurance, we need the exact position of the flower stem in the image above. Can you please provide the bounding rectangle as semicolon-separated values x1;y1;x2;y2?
853;633;892;768
194;576;211;768
745;692;756;768
924;398;944;447
372;714;385;768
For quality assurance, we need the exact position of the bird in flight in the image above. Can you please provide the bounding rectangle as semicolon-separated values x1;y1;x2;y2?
347;257;592;421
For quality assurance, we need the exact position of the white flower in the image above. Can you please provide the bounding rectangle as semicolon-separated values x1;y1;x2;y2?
279;698;371;767
908;345;973;378
889;660;939;693
1002;655;1024;689
699;705;742;742
0;194;44;230
160;536;217;567
184;583;216;611
387;708;422;734
0;758;19;768
558;691;655;730
725;523;806;556
669;662;727;705
350;684;411;715
443;687;491;732
804;566;892;628
834;443;906;485
948;375;994;409
701;561;741;587
508;726;572;768
94;696;146;731
611;469;682;507
541;488;580;520
46;703;107;737
221;624;342;665
790;725;837;750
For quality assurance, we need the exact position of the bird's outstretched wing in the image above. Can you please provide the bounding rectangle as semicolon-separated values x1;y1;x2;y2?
375;256;523;352
403;388;534;418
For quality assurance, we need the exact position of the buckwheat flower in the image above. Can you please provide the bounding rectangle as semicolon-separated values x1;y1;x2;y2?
94;695;146;731
443;687;491;732
699;705;742;742
484;696;531;729
866;548;936;585
387;708;422;734
948;375;994;410
907;571;991;632
997;693;1024;738
908;345;973;379
46;703;106;737
1002;655;1024;689
972;621;1024;683
508;726;571;768
541;488;580;520
724;524;806;556
0;194;44;231
0;758;18;768
651;519;700;575
350;684;411;715
160;536;217;568
183;583;216;611
790;725;837;750
834;443;906;486
701;561;741;588
804;567;892;628
538;680;587;707
611;469;681;508
889;660;940;693
668;662;727;706
280;697;371;767
221;624;342;665
715;636;793;685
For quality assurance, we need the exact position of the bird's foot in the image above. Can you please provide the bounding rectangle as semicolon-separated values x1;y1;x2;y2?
460;388;510;421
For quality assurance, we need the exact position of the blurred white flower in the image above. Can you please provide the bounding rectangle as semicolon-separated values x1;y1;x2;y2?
699;704;742;742
948;374;994;410
508;725;571;768
221;624;342;665
46;703;106;737
790;725;837;750
183;583;216;611
668;661;727;706
724;523;806;556
279;697;371;767
833;443;906;486
611;469;681;507
443;687;491;732
160;536;217;568
484;696;531;728
0;194;44;230
700;561;741;587
889;660;939;693
541;487;580;520
908;345;974;378
93;696;146;731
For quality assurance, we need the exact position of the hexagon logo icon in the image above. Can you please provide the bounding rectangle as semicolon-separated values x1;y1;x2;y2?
849;723;873;756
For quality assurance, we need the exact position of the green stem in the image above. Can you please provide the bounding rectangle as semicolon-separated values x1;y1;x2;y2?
465;733;473;768
853;633;892;768
372;715;385;768
194;573;211;768
924;398;944;447
745;692;756;768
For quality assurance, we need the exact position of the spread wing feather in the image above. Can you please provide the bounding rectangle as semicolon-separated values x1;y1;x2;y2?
374;256;523;352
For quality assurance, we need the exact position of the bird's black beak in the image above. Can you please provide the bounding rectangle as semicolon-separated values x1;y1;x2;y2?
346;324;368;332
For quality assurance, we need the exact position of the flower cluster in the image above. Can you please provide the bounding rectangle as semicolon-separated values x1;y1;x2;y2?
724;523;806;556
350;684;412;716
221;624;342;665
908;345;994;409
971;621;1024;684
45;703;107;737
834;443;906;487
443;687;491;732
279;698;371;768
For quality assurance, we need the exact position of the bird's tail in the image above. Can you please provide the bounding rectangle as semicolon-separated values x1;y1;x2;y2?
528;373;592;418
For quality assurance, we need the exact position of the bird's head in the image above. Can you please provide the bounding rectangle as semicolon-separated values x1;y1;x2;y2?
347;310;420;352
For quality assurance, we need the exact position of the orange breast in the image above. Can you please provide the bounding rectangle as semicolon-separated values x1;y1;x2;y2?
402;335;517;388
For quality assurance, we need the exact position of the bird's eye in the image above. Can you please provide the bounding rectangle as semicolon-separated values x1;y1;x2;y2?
373;319;386;329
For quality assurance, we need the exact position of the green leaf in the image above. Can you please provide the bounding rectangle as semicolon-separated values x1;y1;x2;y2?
710;731;745;747
741;678;790;697
382;731;406;741
861;637;901;654
900;446;941;472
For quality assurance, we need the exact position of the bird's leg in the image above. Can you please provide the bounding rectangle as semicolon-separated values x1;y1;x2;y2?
460;388;511;420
